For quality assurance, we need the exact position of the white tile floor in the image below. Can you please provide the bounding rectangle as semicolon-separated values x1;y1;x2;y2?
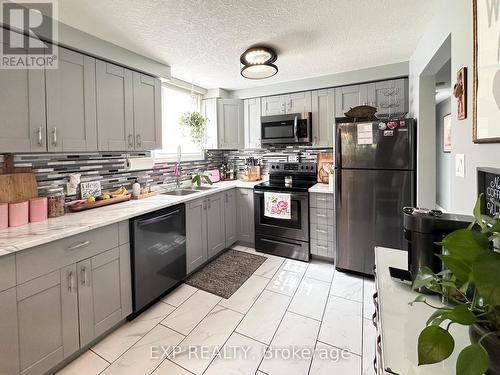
57;246;377;375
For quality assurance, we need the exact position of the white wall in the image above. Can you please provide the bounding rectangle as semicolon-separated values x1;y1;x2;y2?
230;62;409;99
409;0;500;215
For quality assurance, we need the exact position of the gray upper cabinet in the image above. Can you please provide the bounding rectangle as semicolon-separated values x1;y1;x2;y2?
261;95;285;116
96;61;135;151
287;91;312;113
207;192;226;258
46;47;98;152
237;188;255;245
224;189;237;248
334;85;368;117
334;78;408;118
203;98;244;150
0;287;20;375
311;89;335;147
0;40;46;153
261;91;312;116
244;98;261;149
370;79;408;116
78;248;123;347
132;72;162;150
218;99;244;149
186;197;208;274
17;267;79;375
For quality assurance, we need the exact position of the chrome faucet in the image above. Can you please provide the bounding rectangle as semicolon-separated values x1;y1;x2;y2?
174;162;182;189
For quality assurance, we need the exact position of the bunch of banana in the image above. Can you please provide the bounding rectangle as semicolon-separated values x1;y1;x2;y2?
109;186;128;198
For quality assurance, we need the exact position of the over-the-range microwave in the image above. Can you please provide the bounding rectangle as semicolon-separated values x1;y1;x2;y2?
260;112;312;145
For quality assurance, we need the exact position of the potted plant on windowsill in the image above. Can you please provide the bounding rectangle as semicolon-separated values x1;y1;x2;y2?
411;195;500;375
179;111;207;146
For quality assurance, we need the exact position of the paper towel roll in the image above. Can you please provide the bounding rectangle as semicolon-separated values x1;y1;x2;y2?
126;157;155;171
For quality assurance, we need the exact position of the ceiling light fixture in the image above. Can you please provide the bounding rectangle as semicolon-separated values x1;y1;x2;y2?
240;46;278;80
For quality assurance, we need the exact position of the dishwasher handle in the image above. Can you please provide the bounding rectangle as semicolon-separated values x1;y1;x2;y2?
137;209;181;226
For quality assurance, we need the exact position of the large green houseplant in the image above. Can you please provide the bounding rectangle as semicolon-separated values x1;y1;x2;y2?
411;195;500;375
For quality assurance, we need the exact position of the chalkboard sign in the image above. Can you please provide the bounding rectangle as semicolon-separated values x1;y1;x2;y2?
478;167;500;218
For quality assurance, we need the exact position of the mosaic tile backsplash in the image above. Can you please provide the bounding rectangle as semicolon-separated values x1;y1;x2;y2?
0;145;332;201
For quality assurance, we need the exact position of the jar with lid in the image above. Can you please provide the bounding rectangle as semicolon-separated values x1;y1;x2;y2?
47;190;66;218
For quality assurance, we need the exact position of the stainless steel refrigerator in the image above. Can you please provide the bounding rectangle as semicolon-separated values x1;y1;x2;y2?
335;119;416;276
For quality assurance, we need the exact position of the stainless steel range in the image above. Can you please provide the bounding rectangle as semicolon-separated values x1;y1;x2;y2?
254;162;317;262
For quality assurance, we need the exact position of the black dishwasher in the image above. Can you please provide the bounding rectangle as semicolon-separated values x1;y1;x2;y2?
129;204;186;318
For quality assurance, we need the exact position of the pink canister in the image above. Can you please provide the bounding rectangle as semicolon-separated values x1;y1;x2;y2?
9;201;29;227
0;203;7;229
29;197;48;223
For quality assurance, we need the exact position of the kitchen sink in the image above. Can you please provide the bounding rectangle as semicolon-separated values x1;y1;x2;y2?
192;186;214;190
162;189;199;196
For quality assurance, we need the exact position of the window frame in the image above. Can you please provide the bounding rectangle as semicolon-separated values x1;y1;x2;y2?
153;84;205;162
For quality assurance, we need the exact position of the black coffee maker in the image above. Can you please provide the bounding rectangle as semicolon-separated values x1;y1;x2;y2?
403;207;473;278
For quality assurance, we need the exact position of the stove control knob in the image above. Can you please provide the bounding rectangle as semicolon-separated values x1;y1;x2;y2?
276;165;280;170
271;165;275;169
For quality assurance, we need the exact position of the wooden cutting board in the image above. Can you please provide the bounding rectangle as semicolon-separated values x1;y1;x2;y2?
0;154;38;203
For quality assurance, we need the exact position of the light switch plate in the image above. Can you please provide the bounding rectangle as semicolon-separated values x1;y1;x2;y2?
455;154;465;178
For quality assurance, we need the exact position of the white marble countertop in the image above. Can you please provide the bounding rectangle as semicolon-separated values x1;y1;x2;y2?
375;247;469;375
308;183;334;194
0;180;263;256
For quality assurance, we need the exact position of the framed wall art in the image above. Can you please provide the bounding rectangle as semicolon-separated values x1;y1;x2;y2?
453;67;467;120
473;0;500;143
443;113;452;153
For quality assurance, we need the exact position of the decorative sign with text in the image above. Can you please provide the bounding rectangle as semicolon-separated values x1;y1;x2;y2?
478;167;500;217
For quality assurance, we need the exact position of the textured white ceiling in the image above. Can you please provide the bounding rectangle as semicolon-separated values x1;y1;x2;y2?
58;0;441;90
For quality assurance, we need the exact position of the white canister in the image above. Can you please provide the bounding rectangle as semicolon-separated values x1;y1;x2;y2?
328;173;334;191
132;181;141;198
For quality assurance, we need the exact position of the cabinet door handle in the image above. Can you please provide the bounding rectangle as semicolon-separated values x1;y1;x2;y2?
81;266;88;286
68;240;91;251
136;134;142;148
37;127;43;146
128;134;134;148
316;229;328;234
68;271;75;293
207;198;211;209
317;214;328;218
52;127;57;146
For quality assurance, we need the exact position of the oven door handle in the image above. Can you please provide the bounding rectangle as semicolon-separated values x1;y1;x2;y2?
137;209;181;226
261;237;303;247
254;190;308;199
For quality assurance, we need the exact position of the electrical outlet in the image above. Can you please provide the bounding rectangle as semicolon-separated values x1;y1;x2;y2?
455;154;465;178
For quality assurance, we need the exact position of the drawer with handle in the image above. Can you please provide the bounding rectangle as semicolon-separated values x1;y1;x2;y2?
16;224;119;284
310;238;334;258
310;223;335;242
310;208;334;226
310;193;334;209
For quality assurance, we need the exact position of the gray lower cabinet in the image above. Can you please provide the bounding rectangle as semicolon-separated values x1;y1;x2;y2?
96;61;135;151
78;248;123;347
236;188;255;245
45;47;98;152
309;193;335;259
207;192;226;258
4;223;132;375
224;189;237;248
0;287;20;375
17;266;79;375
186;197;208;274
